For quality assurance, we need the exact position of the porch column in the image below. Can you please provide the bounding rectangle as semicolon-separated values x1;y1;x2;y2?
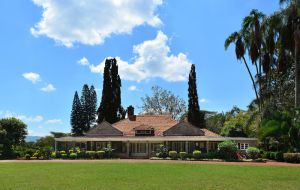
126;141;130;158
148;142;151;157
206;141;209;153
146;142;149;158
85;142;88;151
55;141;57;152
185;141;188;153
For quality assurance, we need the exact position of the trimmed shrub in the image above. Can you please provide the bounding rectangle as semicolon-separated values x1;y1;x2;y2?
59;151;66;155
50;152;56;159
218;140;238;160
283;153;300;163
86;151;96;159
179;152;187;160
168;151;178;160
61;154;68;159
193;150;201;160
69;153;77;159
25;154;31;160
275;152;284;161
96;151;105;159
246;147;260;159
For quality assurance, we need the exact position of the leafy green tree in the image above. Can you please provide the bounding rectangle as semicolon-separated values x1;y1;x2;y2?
71;91;84;136
0;118;27;158
205;112;226;134
187;64;205;128
35;136;55;148
141;86;186;120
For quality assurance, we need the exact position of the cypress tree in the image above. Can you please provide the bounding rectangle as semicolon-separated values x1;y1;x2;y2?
98;59;113;123
97;58;125;123
187;64;205;128
71;91;84;136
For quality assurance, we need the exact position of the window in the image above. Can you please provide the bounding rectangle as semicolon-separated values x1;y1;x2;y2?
238;143;249;150
135;129;154;136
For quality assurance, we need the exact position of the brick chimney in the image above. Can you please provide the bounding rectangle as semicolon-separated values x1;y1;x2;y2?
127;105;136;121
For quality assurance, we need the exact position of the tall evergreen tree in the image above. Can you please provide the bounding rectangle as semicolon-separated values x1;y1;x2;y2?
98;59;113;123
187;64;205;128
80;84;98;131
97;58;125;123
81;84;90;131
89;85;97;125
71;91;84;136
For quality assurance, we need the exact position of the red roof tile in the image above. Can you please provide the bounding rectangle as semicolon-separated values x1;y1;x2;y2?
112;114;220;137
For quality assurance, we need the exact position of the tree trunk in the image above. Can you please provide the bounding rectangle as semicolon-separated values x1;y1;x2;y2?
242;56;260;111
294;27;300;108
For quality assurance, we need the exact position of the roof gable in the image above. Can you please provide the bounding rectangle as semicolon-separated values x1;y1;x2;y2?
163;122;205;136
85;121;123;137
113;115;177;136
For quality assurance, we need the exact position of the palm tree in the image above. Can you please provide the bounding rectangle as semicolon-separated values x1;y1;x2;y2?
225;32;260;109
280;0;300;108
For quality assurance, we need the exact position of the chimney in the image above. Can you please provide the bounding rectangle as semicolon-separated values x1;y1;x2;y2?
127;105;136;121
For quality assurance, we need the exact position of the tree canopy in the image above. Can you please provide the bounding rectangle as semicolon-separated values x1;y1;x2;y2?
141;86;186;120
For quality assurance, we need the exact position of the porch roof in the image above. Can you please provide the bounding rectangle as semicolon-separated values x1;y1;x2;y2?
55;136;257;142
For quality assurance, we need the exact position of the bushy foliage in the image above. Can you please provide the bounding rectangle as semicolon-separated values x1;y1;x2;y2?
156;144;168;158
246;147;260;159
218;140;238;160
283;153;300;163
86;151;96;159
25;154;31;160
69;153;77;159
179;152;187;160
50;152;56;159
96;151;105;159
61;154;68;159
103;143;114;158
192;150;201;159
168;151;178;160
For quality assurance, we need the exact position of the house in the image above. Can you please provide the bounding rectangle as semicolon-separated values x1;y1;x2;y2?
54;107;257;158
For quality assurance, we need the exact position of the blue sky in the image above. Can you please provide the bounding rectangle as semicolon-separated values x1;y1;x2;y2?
0;0;279;136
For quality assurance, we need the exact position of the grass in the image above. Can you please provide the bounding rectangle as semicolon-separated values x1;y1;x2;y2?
0;162;300;190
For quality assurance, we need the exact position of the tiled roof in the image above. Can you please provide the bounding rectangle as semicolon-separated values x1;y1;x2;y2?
85;121;123;137
113;115;177;136
163;121;205;136
112;114;220;137
201;128;220;137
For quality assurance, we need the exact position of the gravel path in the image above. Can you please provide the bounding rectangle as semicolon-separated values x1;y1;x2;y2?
1;159;300;167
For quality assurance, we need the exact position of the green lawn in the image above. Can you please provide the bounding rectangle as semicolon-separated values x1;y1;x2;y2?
0;162;299;190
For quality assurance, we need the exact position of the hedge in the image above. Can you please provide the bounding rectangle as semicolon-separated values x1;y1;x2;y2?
283;153;300;163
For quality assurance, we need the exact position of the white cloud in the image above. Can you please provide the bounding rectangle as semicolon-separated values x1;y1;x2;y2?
22;72;41;84
40;84;56;92
128;85;137;91
31;0;163;47
0;111;44;123
84;31;192;82
77;57;89;66
200;98;207;103
46;119;63;124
